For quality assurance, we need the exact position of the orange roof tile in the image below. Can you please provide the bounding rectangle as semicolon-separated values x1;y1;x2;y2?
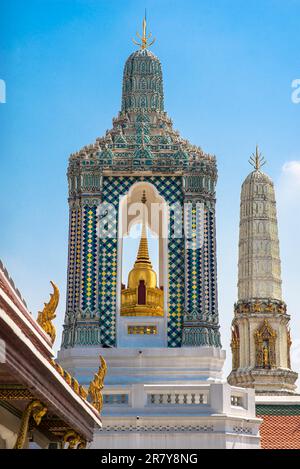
259;415;300;449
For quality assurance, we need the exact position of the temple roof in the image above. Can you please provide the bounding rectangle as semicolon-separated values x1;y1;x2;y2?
256;404;300;449
0;260;102;445
68;21;217;174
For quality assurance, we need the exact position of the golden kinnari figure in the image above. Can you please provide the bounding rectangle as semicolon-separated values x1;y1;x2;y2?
37;281;59;344
120;191;164;317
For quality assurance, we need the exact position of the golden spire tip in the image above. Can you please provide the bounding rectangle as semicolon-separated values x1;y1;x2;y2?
132;13;156;50
249;144;266;171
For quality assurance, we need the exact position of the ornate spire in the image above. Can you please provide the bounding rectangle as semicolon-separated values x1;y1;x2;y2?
238;160;282;301
135;191;152;267
120;190;163;317
228;157;298;394
122;13;163;113
249;145;266;171
132;12;156;50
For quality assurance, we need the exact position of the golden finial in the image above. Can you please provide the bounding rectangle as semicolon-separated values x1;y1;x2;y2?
37;281;59;344
132;11;156;50
249;145;266;171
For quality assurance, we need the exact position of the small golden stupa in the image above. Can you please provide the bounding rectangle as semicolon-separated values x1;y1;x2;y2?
120;192;164;317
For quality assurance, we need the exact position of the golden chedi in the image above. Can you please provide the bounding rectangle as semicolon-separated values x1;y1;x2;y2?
121;193;164;317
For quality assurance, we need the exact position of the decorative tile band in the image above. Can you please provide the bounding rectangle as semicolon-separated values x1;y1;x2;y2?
98;425;215;433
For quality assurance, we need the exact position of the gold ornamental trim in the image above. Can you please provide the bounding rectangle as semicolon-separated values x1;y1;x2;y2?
0;387;34;401
49;358;88;399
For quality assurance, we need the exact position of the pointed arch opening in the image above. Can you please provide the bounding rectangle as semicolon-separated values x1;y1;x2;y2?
116;181;169;347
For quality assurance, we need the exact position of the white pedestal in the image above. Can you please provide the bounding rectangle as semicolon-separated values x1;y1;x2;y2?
58;346;226;385
58;347;261;449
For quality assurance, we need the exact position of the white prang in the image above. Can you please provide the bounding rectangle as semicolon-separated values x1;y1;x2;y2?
238;170;282;302
228;166;298;395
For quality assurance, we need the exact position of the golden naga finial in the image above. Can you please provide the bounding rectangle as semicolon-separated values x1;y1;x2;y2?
132;11;156;50
14;400;47;449
249;145;266;171
88;356;107;413
63;430;83;449
37;281;59;344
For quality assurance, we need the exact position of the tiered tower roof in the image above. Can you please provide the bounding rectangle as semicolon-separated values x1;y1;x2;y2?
68;19;216;179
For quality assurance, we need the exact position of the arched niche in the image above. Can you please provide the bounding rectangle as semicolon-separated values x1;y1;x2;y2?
116;181;169;347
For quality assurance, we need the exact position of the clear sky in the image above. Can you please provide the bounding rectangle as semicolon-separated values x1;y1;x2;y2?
0;0;299;382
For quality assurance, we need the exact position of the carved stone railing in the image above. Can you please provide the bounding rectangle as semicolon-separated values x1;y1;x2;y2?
101;384;253;416
103;394;129;405
148;392;208;405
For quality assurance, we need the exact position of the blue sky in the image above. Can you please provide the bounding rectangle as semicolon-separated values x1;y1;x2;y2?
0;0;300;380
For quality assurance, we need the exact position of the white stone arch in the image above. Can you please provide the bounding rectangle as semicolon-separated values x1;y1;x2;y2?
116;181;169;347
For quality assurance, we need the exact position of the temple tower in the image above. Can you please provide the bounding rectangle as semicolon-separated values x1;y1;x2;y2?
227;147;298;394
58;18;261;448
60;19;221;352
